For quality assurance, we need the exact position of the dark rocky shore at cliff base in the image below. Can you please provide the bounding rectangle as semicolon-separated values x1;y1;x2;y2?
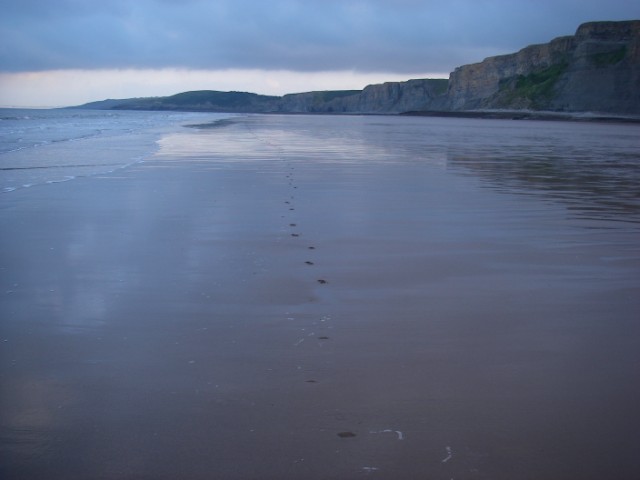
401;109;640;123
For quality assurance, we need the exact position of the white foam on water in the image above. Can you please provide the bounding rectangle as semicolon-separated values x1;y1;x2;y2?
0;109;235;193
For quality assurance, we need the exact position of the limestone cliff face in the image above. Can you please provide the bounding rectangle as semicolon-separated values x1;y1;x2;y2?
278;79;448;114
447;36;575;110
445;20;640;113
274;21;640;114
549;21;640;112
348;79;448;113
277;90;360;113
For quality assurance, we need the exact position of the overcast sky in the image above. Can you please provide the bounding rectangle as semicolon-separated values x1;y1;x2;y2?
1;0;638;107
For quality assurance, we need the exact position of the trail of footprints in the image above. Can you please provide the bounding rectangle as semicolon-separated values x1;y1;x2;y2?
251;125;413;460
283;162;327;286
281;155;376;444
284;160;330;383
256;127;361;442
252;126;333;352
281;161;335;358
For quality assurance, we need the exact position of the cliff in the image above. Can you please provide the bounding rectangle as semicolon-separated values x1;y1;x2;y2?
278;79;447;113
93;79;448;114
76;20;639;116
446;20;640;113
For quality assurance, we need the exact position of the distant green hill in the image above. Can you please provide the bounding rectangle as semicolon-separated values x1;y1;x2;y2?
69;98;147;109
112;90;281;112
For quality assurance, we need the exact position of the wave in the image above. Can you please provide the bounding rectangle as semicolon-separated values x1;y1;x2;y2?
0;162;130;171
0;110;237;193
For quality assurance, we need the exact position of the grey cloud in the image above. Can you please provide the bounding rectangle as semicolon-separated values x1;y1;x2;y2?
1;0;639;73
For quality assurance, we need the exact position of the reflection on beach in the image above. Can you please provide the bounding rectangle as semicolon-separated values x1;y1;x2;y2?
157;114;640;226
446;125;640;225
156;115;446;168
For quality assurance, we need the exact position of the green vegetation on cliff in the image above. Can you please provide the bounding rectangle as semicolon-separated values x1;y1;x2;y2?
589;46;627;66
514;62;568;101
427;79;449;96
497;62;568;109
313;90;361;102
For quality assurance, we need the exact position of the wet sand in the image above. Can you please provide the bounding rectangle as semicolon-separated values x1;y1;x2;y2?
1;115;639;479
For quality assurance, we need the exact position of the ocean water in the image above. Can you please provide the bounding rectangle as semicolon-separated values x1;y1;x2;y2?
0;108;234;193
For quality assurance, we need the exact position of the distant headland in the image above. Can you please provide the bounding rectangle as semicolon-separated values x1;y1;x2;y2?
76;20;640;118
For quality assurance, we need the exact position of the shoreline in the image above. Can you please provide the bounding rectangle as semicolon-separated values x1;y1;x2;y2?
401;109;640;123
62;104;640;124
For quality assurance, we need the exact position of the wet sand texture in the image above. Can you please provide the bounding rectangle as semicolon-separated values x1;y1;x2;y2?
1;115;639;479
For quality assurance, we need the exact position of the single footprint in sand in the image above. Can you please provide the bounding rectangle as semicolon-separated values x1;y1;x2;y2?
317;279;328;284
291;233;300;237
337;432;356;438
305;261;314;265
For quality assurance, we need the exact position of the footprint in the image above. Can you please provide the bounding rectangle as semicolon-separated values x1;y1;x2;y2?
290;223;297;227
305;261;314;265
291;233;300;237
337;432;356;438
308;246;316;250
317;279;328;284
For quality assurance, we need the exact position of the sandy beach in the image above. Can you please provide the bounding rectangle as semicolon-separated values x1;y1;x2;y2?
1;114;639;479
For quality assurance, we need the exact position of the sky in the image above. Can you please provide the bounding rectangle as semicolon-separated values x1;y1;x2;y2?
1;0;638;107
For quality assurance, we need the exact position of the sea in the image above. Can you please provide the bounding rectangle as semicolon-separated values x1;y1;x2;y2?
0;108;234;193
